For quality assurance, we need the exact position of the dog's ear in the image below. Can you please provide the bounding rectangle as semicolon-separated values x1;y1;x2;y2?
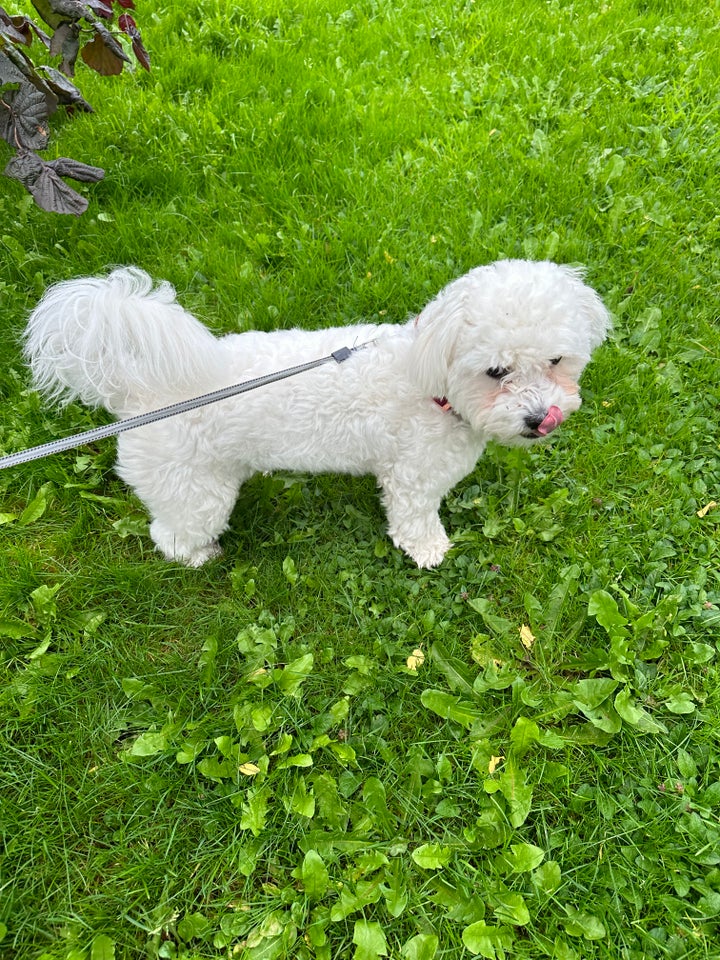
409;284;467;396
559;265;612;352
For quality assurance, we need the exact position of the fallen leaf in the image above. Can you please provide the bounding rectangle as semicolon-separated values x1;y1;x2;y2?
519;624;535;650
406;647;425;671
239;762;260;776
697;501;718;518
488;755;504;774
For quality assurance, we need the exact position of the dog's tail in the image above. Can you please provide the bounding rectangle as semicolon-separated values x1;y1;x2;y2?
24;267;226;416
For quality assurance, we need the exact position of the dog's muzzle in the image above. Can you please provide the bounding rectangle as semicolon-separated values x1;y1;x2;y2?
523;405;564;438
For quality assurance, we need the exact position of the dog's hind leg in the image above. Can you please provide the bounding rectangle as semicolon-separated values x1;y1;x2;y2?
116;435;248;566
147;468;247;566
145;468;245;566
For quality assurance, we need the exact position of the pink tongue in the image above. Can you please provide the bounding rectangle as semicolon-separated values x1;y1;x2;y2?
537;405;564;436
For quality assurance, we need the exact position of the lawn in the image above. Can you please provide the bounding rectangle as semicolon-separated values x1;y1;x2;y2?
1;0;719;958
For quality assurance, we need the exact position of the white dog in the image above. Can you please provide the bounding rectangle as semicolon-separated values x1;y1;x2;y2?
24;260;609;568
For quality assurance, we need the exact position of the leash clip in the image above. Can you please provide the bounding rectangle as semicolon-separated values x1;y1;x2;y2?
331;346;353;363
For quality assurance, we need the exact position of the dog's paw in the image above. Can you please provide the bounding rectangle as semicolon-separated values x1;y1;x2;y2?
150;520;223;567
181;541;223;567
407;536;453;569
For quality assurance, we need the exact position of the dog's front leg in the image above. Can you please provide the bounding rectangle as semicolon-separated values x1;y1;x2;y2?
378;471;453;569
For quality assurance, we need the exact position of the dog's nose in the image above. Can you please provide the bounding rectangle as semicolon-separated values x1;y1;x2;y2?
525;413;546;432
525;406;564;436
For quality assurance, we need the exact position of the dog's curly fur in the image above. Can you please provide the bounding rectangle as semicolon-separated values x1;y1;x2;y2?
24;260;610;567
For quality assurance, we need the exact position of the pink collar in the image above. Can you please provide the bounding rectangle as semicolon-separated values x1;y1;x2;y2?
433;396;468;426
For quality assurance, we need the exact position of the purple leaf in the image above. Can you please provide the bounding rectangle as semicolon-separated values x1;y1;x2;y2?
0;81;51;150
131;36;149;71
85;0;113;19
49;21;79;75
47;155;104;182
118;13;149;70
1;47;28;84
30;0;86;31
1;11;31;45
37;65;92;111
79;32;122;75
4;149;94;215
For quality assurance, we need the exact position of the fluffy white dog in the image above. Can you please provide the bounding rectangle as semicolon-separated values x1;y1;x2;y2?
24;260;609;568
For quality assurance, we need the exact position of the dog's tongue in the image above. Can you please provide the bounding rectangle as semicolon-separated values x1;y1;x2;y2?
537;405;564;436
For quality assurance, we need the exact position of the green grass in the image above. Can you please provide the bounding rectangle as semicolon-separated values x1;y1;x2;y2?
1;0;720;957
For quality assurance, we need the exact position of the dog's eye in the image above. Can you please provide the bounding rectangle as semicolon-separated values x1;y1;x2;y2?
550;357;562;366
486;366;510;379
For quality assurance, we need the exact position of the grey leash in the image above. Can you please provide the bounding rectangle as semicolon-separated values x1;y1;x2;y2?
0;344;362;471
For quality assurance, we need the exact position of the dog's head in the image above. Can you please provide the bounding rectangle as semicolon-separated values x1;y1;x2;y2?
410;259;610;444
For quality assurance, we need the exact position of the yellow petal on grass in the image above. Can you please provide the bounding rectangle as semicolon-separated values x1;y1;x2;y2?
488;755;504;774
239;762;261;776
407;647;425;671
697;501;718;518
519;624;535;650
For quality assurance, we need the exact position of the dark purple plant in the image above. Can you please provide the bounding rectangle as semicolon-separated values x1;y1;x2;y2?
1;0;149;214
